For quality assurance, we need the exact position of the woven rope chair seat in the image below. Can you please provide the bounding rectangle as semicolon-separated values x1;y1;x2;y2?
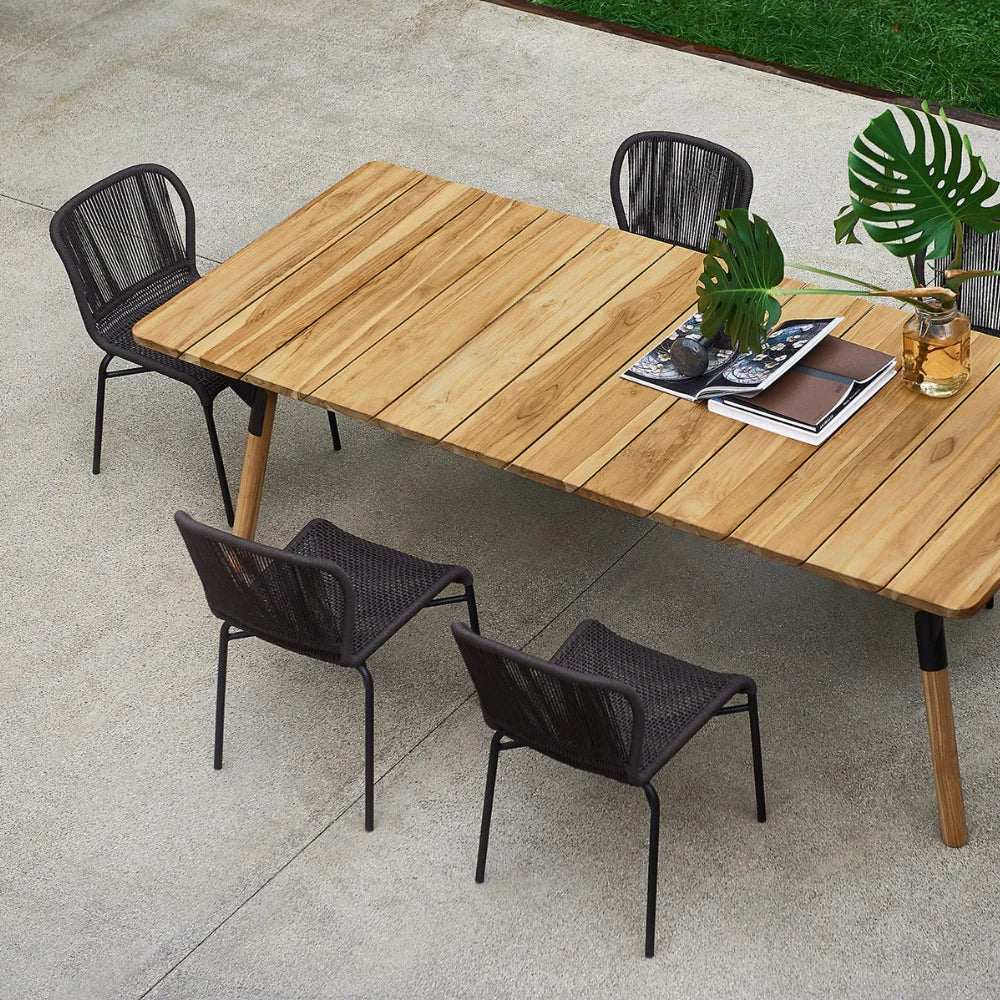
551;620;753;781
96;267;234;396
286;519;472;658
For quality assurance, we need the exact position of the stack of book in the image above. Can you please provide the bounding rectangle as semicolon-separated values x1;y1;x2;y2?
621;312;896;445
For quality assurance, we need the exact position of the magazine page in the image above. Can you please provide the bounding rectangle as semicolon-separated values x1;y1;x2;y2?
620;313;736;402
620;313;842;402
693;317;843;400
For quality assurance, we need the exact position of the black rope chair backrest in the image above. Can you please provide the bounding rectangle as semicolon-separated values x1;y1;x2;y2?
611;132;753;253
915;224;1000;337
175;511;356;662
49;164;196;342
451;622;645;784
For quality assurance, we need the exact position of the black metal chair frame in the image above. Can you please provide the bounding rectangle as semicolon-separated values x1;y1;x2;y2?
610;131;754;253
453;621;765;958
50;163;341;525
176;511;478;832
915;224;1000;338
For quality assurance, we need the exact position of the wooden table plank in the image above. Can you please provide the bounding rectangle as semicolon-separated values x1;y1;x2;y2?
177;175;484;378
133;160;1000;619
509;377;683;491
243;192;545;398
731;334;1000;572
575;286;825;518
576;397;741;516
442;248;704;467
507;281;804;493
882;461;1000;617
373;228;672;444
305;212;603;419
134;161;424;357
808;357;1000;592
653;296;888;540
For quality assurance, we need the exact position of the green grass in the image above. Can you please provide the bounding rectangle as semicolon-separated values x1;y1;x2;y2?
532;0;1000;119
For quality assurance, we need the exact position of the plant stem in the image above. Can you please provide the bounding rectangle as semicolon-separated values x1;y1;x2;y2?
944;267;1000;284
778;285;953;310
788;262;957;309
914;338;930;386
789;262;888;291
910;335;957;387
952;221;965;276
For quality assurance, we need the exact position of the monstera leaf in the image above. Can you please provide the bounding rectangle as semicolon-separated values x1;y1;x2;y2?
834;201;864;246
697;209;785;354
835;179;896;246
847;104;1000;261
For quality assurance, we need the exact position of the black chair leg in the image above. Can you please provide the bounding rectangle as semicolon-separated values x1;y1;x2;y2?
328;410;342;452
465;584;480;634
202;400;235;527
476;730;503;883
93;354;112;474
358;662;375;832
748;691;766;823
642;783;660;958
215;624;231;769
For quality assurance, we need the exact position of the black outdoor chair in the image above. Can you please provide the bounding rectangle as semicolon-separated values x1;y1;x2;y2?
611;132;754;253
50;164;342;526
915;224;1000;337
451;619;765;958
175;510;478;831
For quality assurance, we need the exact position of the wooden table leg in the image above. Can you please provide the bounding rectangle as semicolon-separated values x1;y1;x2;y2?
232;388;276;541
914;611;968;847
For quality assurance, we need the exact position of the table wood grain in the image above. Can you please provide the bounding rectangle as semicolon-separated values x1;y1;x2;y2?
134;160;1000;620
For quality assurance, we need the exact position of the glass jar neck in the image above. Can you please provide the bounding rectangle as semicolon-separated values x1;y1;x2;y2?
916;302;959;322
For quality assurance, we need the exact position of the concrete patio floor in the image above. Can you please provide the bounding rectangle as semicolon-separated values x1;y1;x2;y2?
3;1;1000;997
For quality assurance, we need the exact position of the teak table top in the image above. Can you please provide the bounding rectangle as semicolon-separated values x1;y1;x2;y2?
134;160;1000;620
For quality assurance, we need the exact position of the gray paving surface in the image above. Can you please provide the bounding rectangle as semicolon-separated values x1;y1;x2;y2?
3;1;1000;997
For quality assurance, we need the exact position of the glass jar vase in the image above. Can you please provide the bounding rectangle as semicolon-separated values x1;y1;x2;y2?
901;305;970;397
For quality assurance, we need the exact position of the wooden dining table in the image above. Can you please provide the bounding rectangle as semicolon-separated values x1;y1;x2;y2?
134;160;1000;849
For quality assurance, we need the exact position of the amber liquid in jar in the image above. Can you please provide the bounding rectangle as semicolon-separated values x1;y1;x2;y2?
900;306;970;398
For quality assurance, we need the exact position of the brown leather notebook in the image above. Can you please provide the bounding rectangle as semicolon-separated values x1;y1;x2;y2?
739;337;894;431
796;336;892;382
745;370;851;429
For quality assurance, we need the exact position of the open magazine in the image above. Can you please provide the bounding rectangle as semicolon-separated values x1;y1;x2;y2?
621;312;843;401
707;336;896;445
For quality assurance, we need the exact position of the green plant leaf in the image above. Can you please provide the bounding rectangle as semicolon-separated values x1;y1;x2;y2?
848;104;1000;260
834;202;863;245
835;180;896;246
696;208;785;354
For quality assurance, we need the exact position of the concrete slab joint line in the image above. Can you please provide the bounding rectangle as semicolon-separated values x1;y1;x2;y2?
5;0;1000;997
0;0;136;68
